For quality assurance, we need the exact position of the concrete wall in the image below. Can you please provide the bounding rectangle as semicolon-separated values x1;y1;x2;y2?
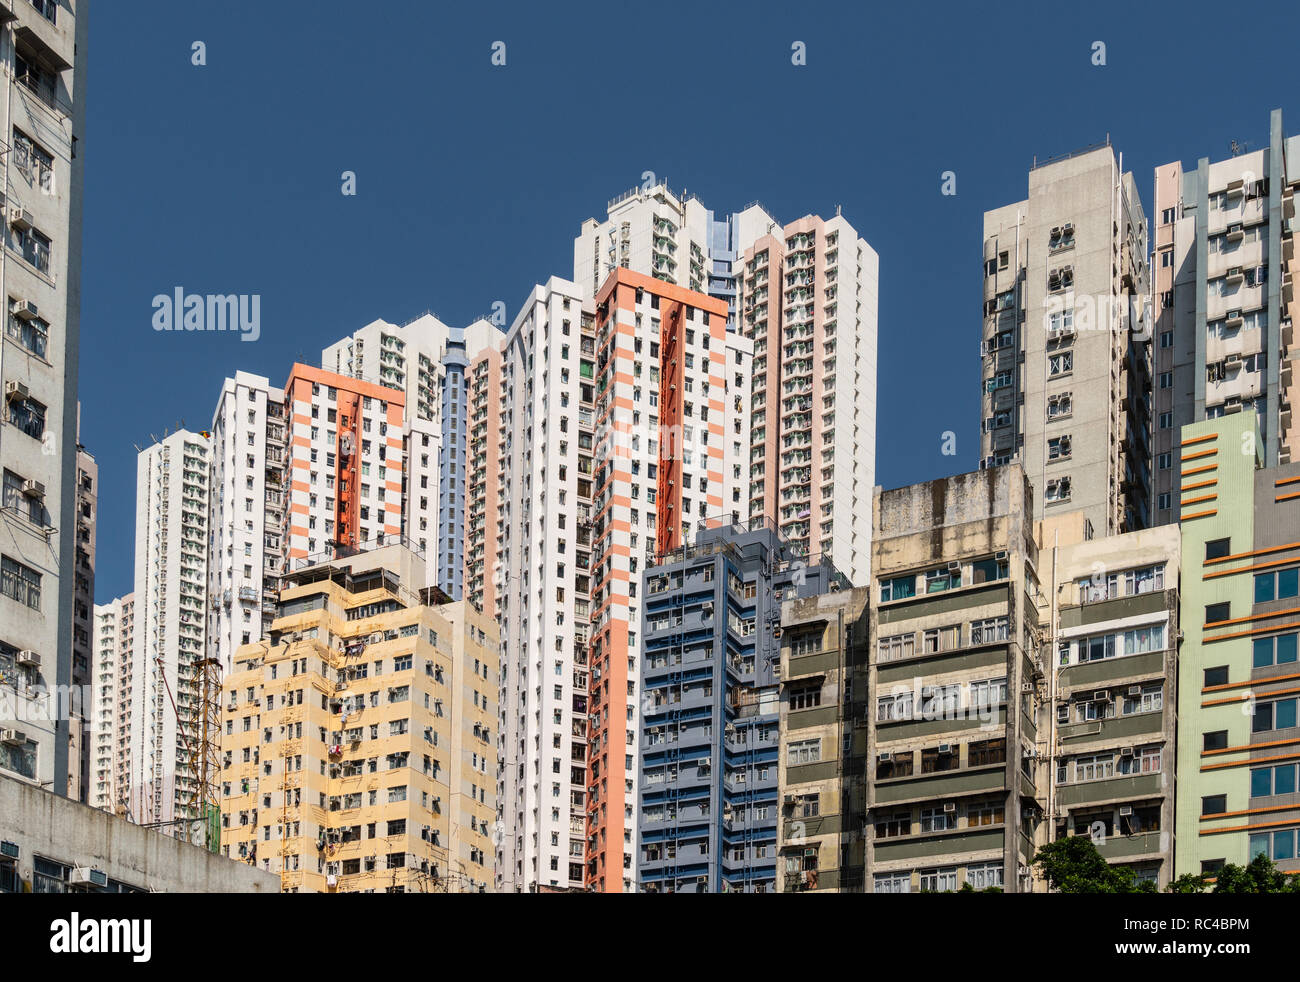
0;773;278;892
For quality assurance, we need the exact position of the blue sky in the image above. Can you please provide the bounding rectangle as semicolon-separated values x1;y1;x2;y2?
81;0;1299;601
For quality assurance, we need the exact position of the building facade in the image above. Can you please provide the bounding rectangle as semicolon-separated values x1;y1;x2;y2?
90;593;133;816
1175;410;1300;877
1038;514;1180;888
281;364;405;568
68;433;95;800
867;467;1046;894
219;544;497;892
206;371;287;674
130;430;210;833
775;585;870;893
738;212;879;583
981;143;1152;535
0;0;87;793
1150;109;1297;526
637;521;846;893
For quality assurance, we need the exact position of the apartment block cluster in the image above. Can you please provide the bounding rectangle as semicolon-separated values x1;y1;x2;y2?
1;31;1296;895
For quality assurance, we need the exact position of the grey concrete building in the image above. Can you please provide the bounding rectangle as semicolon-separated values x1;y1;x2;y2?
1150;108;1297;525
67;427;94;801
0;772;277;893
776;585;870;893
981;142;1152;535
0;0;88;794
867;466;1047;893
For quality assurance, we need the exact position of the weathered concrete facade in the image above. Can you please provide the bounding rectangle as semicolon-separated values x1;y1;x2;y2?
776;586;870;893
867;466;1047;893
0;773;277;892
1037;514;1180;887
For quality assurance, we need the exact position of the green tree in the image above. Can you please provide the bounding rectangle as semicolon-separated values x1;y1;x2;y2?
1031;836;1156;893
1168;854;1300;894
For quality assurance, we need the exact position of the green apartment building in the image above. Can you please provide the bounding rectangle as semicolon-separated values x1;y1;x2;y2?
1176;410;1300;877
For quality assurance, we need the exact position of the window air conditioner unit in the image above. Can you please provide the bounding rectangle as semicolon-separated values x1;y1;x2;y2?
10;299;37;320
1017;864;1031;877
1127;685;1142;696
995;550;1008;561
937;743;951;754
1021;682;1034;693
21;479;45;499
1120;746;1134;757
943;802;957;813
5;381;30;403
16;649;39;668
9;208;33;231
1092;690;1108;702
947;561;961;571
68;867;108;888
1118;805;1133;816
0;729;26;746
783;794;797;804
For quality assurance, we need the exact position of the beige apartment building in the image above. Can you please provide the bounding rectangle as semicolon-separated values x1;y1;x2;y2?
866;466;1047;893
1036;514;1180;888
219;544;497;892
776;586;870;893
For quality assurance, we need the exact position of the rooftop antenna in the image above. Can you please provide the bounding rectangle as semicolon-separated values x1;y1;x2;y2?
1231;139;1248;157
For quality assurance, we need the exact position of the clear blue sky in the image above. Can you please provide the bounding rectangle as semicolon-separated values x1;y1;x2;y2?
81;0;1299;602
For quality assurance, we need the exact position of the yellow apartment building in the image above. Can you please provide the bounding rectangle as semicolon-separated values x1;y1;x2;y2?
219;544;497;892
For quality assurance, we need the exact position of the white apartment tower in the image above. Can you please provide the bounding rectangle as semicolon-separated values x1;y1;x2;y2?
90;593;134;815
471;271;752;892
206;371;288;674
1150;109;1297;523
130;430;210;833
737;211;878;583
0;0;88;791
578;187;879;584
322;314;502;596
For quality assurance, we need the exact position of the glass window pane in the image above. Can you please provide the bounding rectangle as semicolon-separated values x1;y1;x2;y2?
1278;634;1299;664
1255;572;1276;603
1273;830;1295;861
1278;568;1299;600
1276;700;1297;730
1254;637;1274;668
1274;765;1297;796
1248;833;1269;859
1251;768;1273;798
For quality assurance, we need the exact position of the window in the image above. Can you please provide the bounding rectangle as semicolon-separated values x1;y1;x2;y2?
2;470;41;523
877;633;914;662
968;738;1006;767
1201;795;1226;816
786;739;820;766
6;307;49;358
1252;633;1298;668
965;863;1003;890
1158;412;1172;429
1118;746;1162;775
876;752;913;779
1047;478;1071;503
874;812;911;838
1251;763;1298;798
879;575;915;602
1203;730;1228;752
1048;352;1073;376
919;807;954;833
874;872;910;894
1205;602;1230;625
14;131;54;193
970;617;1009;645
1255;568;1299;603
922;625;960;653
7;394;46;440
788;684;821;711
1205;538;1231;561
1248;828;1298;862
1;555;41;609
920;745;958;773
1253;697;1298;733
1048;436;1071;460
1122;684;1162;715
919;867;958;893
